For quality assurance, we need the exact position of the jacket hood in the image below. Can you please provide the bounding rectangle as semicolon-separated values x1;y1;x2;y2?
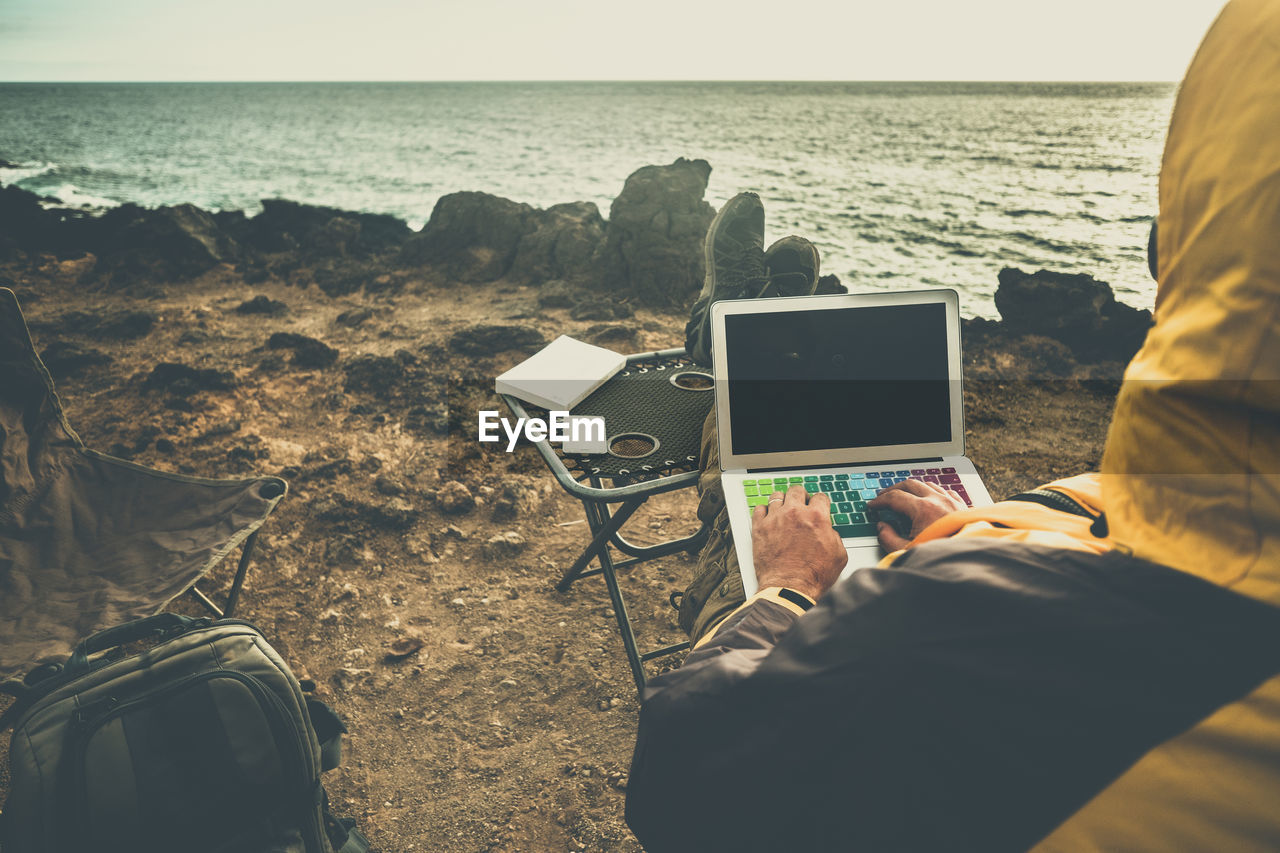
1101;0;1280;603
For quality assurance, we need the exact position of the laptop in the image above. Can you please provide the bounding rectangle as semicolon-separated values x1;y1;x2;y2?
710;289;994;596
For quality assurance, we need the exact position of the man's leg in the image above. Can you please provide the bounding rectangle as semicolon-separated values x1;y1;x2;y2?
678;407;748;644
678;192;825;642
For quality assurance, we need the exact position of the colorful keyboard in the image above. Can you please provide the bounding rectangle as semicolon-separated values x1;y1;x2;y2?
742;467;971;539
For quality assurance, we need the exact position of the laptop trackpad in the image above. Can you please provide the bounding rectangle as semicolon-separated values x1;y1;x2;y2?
839;544;884;582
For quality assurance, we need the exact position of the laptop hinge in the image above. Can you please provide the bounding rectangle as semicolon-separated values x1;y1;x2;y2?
742;456;945;475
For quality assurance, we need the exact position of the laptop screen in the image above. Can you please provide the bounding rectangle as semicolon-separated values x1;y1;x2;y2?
724;302;952;456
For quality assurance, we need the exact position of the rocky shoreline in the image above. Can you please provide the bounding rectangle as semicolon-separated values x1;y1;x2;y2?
2;157;1151;374
0;158;1150;851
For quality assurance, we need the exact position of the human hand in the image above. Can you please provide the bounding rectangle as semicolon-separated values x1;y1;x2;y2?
751;485;848;601
867;479;968;552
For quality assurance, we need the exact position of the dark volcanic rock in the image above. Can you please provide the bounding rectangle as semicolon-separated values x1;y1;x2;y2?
994;267;1152;362
235;295;289;316
91;203;238;286
142;362;237;395
593;158;716;307
0;185;66;258
583;323;637;348
815;273;848;295
29;308;156;340
343;351;417;398
39;341;112;378
399;192;536;283
509;201;606;284
335;306;376;327
448;324;547;356
238;199;411;258
536;279;583;309
570;298;633;321
266;332;339;368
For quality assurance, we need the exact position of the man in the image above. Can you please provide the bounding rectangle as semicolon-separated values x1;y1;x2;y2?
626;1;1280;850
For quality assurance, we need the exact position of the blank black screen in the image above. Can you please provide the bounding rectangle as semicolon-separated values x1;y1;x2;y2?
725;303;952;455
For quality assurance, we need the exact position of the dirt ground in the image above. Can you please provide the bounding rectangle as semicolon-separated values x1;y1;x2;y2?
0;257;1120;851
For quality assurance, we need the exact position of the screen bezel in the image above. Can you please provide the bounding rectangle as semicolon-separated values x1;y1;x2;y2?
712;289;964;472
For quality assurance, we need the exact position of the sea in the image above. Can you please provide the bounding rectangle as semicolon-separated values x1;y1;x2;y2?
0;82;1176;318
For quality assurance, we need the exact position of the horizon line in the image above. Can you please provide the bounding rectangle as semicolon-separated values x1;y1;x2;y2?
0;78;1181;85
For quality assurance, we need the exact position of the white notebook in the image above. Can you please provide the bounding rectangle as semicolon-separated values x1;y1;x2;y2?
494;335;626;411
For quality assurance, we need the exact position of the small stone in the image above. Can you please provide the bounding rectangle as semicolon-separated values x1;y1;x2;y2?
234;295;288;316
374;474;407;496
336;306;376;327
318;608;343;624
482;530;527;558
451;597;466;607
266;332;339;368
384;636;425;662
499;677;518;688
438;480;476;514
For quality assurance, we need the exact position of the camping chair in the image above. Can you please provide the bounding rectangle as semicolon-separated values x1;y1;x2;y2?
0;287;285;684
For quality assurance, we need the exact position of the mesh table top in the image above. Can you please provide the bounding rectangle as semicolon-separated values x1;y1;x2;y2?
512;350;714;490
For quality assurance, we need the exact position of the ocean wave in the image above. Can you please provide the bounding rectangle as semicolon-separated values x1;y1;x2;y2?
0;160;55;186
45;183;121;211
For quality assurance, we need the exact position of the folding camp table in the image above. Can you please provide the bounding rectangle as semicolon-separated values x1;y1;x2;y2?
499;347;713;692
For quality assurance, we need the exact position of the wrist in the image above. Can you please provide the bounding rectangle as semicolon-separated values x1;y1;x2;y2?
754;574;827;602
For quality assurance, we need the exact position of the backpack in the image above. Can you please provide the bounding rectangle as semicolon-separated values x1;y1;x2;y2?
0;613;369;853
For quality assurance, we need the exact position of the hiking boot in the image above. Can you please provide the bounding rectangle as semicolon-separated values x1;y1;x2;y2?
684;192;767;366
760;235;820;298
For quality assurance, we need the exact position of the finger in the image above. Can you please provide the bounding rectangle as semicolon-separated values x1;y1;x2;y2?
752;503;767;525
807;489;832;509
787;484;809;505
766;491;786;513
867;488;927;515
877;521;912;552
879;479;938;499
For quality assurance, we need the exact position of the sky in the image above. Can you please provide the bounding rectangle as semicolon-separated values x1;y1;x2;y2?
0;0;1228;82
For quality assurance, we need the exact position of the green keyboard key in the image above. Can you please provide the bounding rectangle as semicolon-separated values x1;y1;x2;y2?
838;502;854;513
743;479;756;487
747;496;769;507
773;478;789;486
789;476;803;483
833;513;850;525
849;512;866;523
804;475;818;482
853;500;867;512
834;522;879;539
744;486;759;496
820;482;835;492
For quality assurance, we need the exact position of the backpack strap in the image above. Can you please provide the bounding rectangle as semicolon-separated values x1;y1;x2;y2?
1007;488;1096;518
306;697;348;772
0;678;29;731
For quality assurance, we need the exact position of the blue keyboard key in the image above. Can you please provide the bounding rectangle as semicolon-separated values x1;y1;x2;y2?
820;474;834;481
894;477;907;484
860;488;878;500
880;478;894;488
896;470;910;476
865;472;880;478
